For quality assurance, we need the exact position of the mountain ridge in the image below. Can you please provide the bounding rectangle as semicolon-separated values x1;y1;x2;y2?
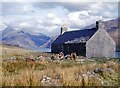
1;27;50;49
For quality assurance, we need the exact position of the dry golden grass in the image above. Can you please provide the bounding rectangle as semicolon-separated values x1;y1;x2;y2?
0;45;2;87
1;44;31;58
2;59;119;86
0;68;1;85
1;45;119;86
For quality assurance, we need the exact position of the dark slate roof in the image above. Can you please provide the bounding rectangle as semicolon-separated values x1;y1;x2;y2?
52;28;97;44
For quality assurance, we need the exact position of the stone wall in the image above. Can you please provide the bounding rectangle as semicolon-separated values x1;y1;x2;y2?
86;20;116;58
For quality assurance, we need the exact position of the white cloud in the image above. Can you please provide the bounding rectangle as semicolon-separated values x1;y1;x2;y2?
0;22;7;30
68;10;103;29
19;22;31;27
47;13;55;19
90;2;103;11
90;2;118;19
2;0;120;2
52;17;62;25
1;2;118;36
22;5;34;13
68;11;90;20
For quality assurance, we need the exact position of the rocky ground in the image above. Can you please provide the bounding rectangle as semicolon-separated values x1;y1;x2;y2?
1;45;119;86
1;52;119;86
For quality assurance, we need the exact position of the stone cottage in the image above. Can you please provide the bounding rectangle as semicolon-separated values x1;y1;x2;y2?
51;20;116;58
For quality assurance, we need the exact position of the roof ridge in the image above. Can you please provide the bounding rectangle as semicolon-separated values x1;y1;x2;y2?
64;27;96;33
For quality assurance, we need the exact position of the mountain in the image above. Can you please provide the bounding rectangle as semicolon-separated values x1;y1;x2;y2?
83;17;120;51
40;35;59;48
1;26;50;49
83;18;119;30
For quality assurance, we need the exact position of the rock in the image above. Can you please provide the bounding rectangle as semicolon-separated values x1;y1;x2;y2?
10;56;16;60
94;68;104;73
88;59;95;62
40;76;61;86
91;72;96;75
55;75;61;80
80;61;83;64
41;76;52;85
86;71;91;75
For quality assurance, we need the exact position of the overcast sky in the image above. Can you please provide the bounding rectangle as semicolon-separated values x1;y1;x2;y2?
1;0;119;36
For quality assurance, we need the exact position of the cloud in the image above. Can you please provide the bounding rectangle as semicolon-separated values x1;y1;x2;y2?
1;2;118;36
2;0;119;3
89;2;118;19
2;2;35;16
32;2;92;12
67;10;103;29
18;22;31;28
22;4;35;13
0;22;7;30
47;13;55;19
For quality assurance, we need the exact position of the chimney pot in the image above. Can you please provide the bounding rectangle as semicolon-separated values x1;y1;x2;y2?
60;26;67;35
96;20;105;30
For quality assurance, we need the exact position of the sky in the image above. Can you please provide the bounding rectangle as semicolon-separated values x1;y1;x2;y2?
1;0;119;37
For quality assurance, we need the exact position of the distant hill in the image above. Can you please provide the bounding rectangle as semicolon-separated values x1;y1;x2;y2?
40;35;59;48
1;26;50;49
83;17;120;51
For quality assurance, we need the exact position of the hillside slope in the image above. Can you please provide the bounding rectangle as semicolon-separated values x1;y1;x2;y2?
1;44;31;58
